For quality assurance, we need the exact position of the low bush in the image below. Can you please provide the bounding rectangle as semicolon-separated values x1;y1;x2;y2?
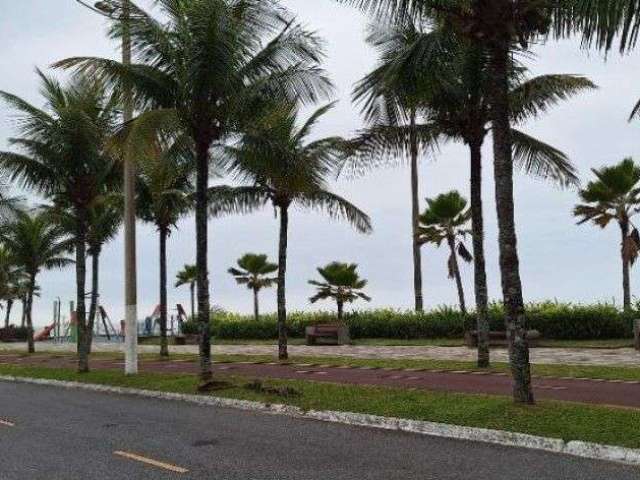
0;326;29;342
180;301;635;341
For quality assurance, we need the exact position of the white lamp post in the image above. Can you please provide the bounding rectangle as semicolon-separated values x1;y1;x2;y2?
75;0;138;374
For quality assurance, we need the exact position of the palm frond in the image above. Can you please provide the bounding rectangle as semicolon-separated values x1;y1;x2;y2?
296;190;372;234
509;74;597;125
207;186;270;218
630;97;640;121
341;122;441;178
511;129;579;188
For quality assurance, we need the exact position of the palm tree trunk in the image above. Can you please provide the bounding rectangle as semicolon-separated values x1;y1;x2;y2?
489;41;534;404
76;214;90;374
277;204;290;360
469;138;490;368
21;298;26;328
447;235;467;314
190;283;195;320
4;299;12;329
87;249;100;355
159;227;169;358
26;274;36;354
337;299;344;323
253;288;260;322
620;220;632;311
409;110;424;312
196;138;212;384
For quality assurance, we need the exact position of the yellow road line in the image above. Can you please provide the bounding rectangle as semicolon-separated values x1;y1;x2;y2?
113;451;189;473
0;419;15;427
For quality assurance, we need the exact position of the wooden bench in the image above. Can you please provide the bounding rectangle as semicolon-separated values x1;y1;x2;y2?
305;324;351;346
464;330;541;348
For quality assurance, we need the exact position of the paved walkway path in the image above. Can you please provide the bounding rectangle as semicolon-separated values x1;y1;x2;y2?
2;353;639;409
2;342;639;366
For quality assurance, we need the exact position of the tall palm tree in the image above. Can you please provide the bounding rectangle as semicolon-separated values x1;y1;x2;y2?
574;158;640;312
309;262;371;321
137;146;194;357
224;103;372;360
349;21;593;369
0;211;73;353
0;72;120;372
417;191;473;314
56;0;332;385
228;254;278;321
336;0;640;407
175;264;197;320
350;23;445;314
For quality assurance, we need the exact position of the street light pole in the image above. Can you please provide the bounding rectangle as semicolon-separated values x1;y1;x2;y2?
121;0;138;375
75;0;137;374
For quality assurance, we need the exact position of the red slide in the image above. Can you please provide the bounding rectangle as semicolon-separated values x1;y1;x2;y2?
34;323;55;342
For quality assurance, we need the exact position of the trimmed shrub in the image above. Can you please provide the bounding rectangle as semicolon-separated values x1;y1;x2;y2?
0;326;29;342
181;301;635;341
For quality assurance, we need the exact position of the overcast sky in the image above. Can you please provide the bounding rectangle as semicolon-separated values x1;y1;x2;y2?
1;1;640;327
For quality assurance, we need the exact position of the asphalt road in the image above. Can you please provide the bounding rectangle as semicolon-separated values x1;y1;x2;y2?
0;382;638;480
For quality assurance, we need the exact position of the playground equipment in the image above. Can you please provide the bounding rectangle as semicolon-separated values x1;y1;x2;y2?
43;300;186;343
49;299;123;344
96;306;121;341
34;323;55;342
138;304;188;338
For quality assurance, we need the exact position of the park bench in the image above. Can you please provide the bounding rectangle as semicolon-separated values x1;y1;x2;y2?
464;329;541;348
305;324;351;346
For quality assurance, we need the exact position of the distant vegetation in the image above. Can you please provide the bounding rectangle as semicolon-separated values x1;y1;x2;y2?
182;302;635;341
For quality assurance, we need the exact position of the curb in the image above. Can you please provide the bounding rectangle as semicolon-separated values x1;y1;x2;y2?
1;374;639;467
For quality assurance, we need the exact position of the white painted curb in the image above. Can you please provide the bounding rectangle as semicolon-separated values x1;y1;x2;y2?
1;374;638;467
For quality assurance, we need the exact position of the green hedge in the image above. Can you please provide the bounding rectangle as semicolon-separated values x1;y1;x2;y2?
182;301;635;341
0;326;29;342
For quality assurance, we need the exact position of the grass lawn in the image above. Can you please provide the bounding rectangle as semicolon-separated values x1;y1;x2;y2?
0;363;638;449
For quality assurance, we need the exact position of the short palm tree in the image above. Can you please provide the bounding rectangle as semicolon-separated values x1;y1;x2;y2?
0;211;73;353
417;191;472;314
0;247;15;328
224;103;372;360
86;200;123;350
137;146;194;357
228;254;278;321
56;0;332;385
0;254;30;329
0;72;119;372
175;264;197;321
309;262;371;321
574;158;640;312
13;275;33;328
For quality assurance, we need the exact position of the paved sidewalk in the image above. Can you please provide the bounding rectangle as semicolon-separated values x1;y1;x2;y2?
1;342;638;366
1;353;639;408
